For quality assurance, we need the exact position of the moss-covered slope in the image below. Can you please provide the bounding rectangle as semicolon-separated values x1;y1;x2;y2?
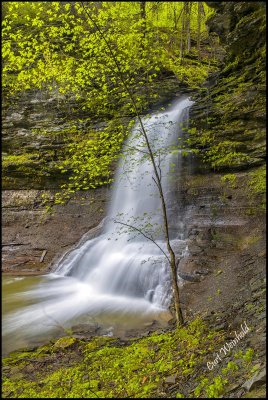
2;318;263;398
190;2;266;173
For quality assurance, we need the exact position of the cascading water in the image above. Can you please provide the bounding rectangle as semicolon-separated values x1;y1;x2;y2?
2;96;194;354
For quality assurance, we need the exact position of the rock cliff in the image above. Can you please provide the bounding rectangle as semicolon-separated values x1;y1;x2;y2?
190;2;266;171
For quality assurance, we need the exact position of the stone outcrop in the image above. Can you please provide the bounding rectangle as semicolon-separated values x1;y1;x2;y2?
2;90;91;189
190;2;266;171
2;188;111;273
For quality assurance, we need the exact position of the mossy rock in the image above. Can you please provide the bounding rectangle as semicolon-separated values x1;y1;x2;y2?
53;336;77;350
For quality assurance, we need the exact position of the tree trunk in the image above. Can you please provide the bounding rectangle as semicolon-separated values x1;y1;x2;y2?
140;1;146;49
180;2;191;61
173;3;177;30
180;4;185;61
185;2;191;53
197;2;204;60
169;249;184;324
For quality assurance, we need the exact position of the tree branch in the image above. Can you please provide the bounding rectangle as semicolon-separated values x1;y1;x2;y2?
157;151;162;182
152;175;160;190
114;220;170;264
124;143;149;155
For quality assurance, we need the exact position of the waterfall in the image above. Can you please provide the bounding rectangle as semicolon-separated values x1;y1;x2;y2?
2;96;194;352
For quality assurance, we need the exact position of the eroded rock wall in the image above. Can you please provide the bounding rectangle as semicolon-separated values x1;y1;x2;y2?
2;91;90;189
2;188;111;273
190;2;266;170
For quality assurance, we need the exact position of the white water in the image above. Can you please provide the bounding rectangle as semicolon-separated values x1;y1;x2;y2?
2;96;193;353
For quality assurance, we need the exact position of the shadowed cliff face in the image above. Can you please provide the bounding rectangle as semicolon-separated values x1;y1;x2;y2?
206;2;266;43
190;2;266;171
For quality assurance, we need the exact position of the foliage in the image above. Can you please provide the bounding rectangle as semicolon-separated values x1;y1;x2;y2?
247;166;266;195
205;376;228;398
2;2;214;96
194;375;228;398
222;361;239;374
204;141;251;169
241;348;254;363
2;1;217;198
220;173;237;188
54;120;128;204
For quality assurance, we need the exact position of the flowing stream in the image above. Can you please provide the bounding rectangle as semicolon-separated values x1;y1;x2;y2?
2;96;194;355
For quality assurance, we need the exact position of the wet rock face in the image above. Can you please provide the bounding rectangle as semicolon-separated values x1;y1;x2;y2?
2;91;90;189
206;2;233;41
191;2;266;171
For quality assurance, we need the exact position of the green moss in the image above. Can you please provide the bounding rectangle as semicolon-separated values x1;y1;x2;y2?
242;348;254;363
245;303;255;312
222;361;239;375
189;3;265;176
1;319;259;398
53;336;77;350
2;153;40;167
247;165;266;208
205;376;228;398
1;319;218;398
221;173;237;188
